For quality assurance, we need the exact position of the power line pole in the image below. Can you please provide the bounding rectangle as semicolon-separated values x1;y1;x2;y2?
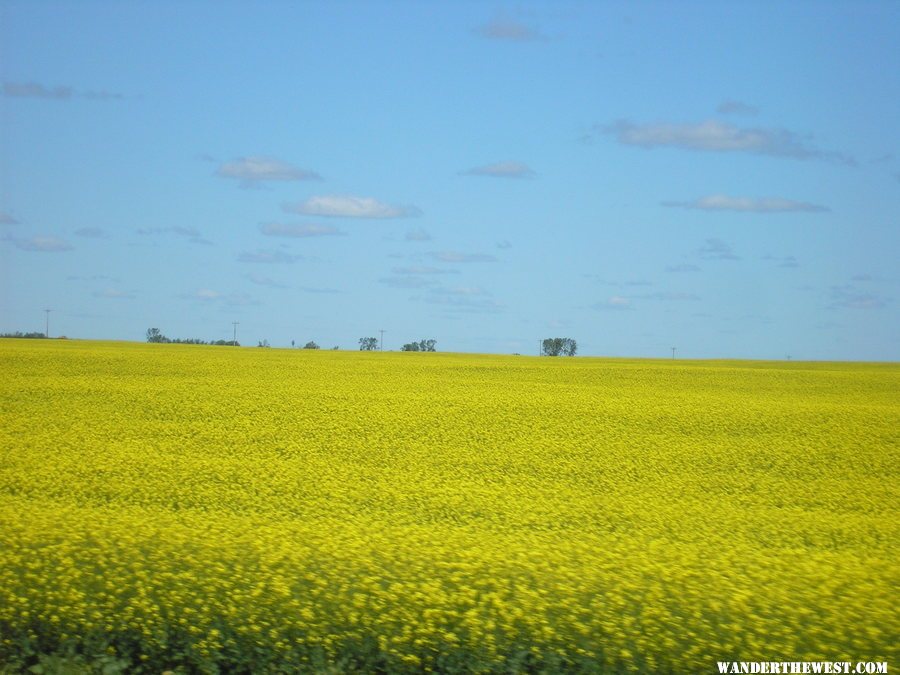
379;329;385;351
671;347;676;360
232;321;239;346
44;309;52;338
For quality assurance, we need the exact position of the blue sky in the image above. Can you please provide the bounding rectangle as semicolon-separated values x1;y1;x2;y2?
1;0;898;359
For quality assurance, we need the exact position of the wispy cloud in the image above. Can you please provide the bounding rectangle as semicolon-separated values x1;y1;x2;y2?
74;227;110;239
588;277;653;288
0;212;19;225
4;235;73;252
181;289;260;307
429;285;490;297
663;195;828;213
763;254;800;269
461;161;536;178
425;296;504;314
2;81;123;100
428;251;498;263
260;222;343;238
392;266;459;275
600;119;854;164
284;195;421;219
829;285;888;310
592;296;633;311
216;156;321;186
136;226;211;245
497;240;512;250
379;276;439;289
237;249;303;264
68;274;120;283
298;286;341;295
717;100;759;116
246;274;288;289
405;227;432;242
631;291;700;302
698;238;740;261
475;16;545;41
92;288;134;299
421;286;503;314
666;263;701;273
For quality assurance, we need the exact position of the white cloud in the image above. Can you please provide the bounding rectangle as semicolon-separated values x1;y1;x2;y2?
216;156;321;185
284;195;421;219
405;228;432;242
428;251;498;263
717;100;759;116
260;222;343;238
461;161;536;178
5;235;73;252
475;16;545;41
601;119;854;164
0;212;19;225
663;195;828;213
237;249;302;264
698;238;740;261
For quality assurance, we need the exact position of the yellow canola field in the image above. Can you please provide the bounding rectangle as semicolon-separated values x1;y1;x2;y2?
0;339;898;672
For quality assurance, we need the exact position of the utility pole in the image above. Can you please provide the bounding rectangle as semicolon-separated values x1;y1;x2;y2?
232;321;239;346
379;329;385;351
671;347;676;360
44;309;52;338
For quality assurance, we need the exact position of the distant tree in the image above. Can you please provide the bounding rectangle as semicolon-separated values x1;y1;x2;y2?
401;339;436;352
542;337;577;357
257;339;270;348
1;331;47;339
359;337;379;351
303;341;320;350
146;328;168;343
332;346;339;350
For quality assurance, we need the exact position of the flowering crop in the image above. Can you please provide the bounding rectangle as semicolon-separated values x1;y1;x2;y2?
0;339;897;672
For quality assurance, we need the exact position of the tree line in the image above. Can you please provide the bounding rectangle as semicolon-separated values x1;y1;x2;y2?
145;328;577;356
146;328;238;346
358;337;436;352
0;331;50;339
